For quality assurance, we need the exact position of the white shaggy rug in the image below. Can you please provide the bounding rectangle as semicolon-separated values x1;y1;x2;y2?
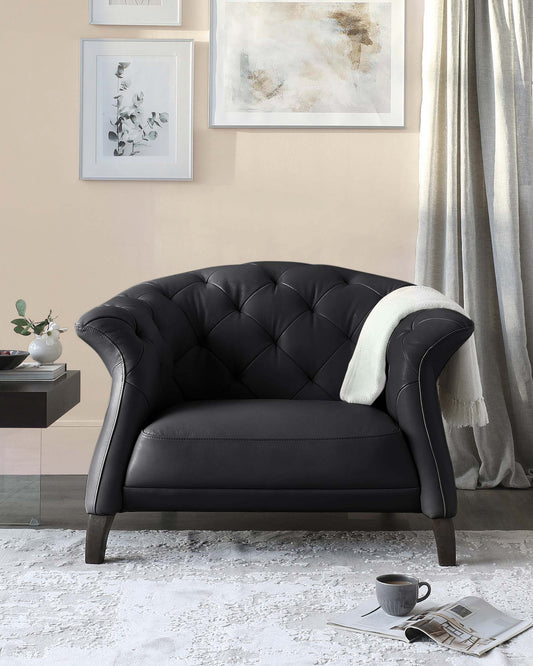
1;530;532;665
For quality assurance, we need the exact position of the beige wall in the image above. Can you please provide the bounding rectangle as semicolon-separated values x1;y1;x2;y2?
0;0;424;473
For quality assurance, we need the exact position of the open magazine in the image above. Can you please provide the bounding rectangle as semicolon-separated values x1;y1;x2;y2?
328;596;533;657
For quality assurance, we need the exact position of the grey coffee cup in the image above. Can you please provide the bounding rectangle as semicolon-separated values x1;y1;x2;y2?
376;574;431;616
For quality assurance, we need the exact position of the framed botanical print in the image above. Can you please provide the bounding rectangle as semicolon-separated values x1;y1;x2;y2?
90;0;182;26
80;40;193;181
209;0;405;128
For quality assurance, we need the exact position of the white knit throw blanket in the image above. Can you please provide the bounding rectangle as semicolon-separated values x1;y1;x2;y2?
340;286;489;428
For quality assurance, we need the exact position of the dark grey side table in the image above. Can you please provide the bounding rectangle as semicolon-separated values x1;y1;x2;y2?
0;371;80;525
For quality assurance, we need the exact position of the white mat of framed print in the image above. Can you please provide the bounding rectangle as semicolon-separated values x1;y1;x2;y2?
90;0;182;26
209;0;405;128
80;40;193;181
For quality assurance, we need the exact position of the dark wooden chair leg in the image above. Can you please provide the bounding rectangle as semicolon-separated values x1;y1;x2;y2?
86;514;115;564
432;518;456;566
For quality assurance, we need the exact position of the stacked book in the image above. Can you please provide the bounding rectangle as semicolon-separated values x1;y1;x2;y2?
0;363;66;382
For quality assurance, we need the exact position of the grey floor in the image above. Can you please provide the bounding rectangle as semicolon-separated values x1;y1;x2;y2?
36;475;533;532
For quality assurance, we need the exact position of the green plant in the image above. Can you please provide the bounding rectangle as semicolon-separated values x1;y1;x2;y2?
11;300;67;340
108;62;169;157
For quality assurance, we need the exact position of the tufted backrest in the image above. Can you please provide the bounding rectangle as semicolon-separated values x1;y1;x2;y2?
115;262;409;401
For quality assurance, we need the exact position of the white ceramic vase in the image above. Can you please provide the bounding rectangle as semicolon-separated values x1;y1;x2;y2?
28;336;62;365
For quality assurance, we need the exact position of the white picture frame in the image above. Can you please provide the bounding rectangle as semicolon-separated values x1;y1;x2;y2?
209;0;405;128
90;0;182;26
80;39;193;181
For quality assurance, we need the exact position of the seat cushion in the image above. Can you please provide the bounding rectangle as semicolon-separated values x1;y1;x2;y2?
125;400;419;491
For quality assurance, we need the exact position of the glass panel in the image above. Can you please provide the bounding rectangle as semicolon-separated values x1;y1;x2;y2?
0;429;41;525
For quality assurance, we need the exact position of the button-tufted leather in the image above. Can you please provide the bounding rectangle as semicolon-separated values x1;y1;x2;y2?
100;262;409;403
76;262;473;523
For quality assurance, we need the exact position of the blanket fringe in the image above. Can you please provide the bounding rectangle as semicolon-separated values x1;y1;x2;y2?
438;387;489;428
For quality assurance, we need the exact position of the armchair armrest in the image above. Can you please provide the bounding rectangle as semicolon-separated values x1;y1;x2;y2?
76;297;178;515
385;308;474;519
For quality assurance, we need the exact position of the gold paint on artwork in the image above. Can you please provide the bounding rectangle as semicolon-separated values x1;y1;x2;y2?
225;2;392;114
330;7;382;70
249;70;284;101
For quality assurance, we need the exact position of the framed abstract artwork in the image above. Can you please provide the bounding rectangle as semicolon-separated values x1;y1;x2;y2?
80;40;193;181
90;0;182;26
209;0;405;128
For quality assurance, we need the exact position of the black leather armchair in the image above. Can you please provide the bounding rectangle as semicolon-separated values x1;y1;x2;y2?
76;262;473;565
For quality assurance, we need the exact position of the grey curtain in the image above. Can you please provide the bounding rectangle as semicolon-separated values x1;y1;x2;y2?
416;0;533;488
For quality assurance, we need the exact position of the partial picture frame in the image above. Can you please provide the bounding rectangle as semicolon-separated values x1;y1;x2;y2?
209;0;405;128
90;0;182;26
80;39;193;181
